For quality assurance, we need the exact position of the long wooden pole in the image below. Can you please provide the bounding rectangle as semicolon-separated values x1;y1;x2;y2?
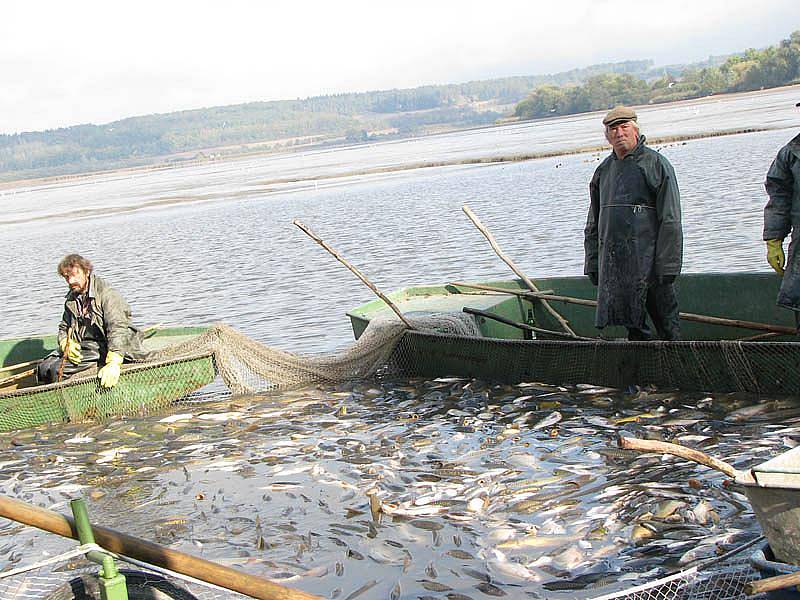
0;359;40;374
293;220;415;330
0;368;35;388
746;570;800;595
617;436;752;482
56;323;75;383
462;307;595;340
0;495;321;600
461;205;576;337
450;281;798;336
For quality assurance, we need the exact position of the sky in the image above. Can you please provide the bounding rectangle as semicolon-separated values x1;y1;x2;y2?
1;0;798;135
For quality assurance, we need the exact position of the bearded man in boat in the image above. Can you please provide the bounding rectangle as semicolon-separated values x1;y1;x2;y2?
764;101;800;329
583;106;683;341
36;254;148;387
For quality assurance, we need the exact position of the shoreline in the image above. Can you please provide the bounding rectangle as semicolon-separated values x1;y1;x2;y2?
251;127;770;186
0;126;774;227
0;125;777;196
1;83;797;192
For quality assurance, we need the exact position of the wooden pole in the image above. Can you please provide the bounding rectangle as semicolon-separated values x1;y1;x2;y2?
0;359;41;374
461;205;576;337
617;436;752;482
745;570;800;596
0;494;321;600
450;281;798;336
462;307;595;340
293;220;415;330
0;368;36;389
56;323;75;383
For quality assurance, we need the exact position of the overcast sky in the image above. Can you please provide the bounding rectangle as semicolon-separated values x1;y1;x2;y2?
2;0;797;135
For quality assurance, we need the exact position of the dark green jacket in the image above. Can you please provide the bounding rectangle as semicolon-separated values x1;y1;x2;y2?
58;274;148;360
584;135;683;329
764;133;800;310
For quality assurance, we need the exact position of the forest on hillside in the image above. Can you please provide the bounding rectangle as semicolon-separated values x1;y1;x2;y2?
514;30;800;120
0;30;797;182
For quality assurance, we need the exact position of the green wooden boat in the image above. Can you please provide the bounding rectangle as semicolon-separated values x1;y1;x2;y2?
347;272;800;394
0;326;216;432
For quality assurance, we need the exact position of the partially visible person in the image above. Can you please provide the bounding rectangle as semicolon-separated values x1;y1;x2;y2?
584;106;683;340
37;254;148;387
764;101;800;327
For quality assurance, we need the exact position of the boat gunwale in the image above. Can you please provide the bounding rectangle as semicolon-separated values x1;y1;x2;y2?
0;350;215;400
400;329;800;347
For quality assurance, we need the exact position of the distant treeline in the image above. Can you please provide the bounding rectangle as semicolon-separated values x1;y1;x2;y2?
0;30;797;182
0;60;668;181
514;30;800;120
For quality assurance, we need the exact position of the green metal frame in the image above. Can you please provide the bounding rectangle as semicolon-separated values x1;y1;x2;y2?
71;499;128;600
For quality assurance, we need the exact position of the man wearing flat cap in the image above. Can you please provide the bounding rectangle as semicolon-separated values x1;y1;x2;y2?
763;101;800;326
584;105;683;340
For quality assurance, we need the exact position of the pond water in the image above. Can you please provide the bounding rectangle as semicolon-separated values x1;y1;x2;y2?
1;87;799;599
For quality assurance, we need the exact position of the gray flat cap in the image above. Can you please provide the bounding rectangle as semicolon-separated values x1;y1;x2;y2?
603;106;638;127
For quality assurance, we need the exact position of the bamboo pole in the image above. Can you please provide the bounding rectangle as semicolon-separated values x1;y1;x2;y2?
450;281;798;336
293;219;415;330
461;205;576;337
0;494;321;600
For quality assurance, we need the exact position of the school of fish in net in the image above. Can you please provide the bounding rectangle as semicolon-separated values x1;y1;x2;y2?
0;373;796;598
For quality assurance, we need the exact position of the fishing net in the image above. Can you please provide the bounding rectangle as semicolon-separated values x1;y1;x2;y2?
0;314;480;432
0;537;776;599
389;331;800;395
588;537;767;600
0;542;249;599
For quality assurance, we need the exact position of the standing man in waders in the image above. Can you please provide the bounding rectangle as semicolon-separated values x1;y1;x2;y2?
764;101;800;329
37;254;148;387
584;106;683;340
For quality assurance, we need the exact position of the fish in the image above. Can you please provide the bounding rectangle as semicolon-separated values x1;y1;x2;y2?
343;580;378;600
532;411;562;430
484;548;539;581
498;534;581;550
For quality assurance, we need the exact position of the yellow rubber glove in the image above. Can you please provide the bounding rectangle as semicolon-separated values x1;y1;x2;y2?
766;238;786;276
59;336;83;365
98;351;124;388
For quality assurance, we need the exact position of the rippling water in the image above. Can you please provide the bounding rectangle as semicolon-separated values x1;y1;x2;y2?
1;88;800;598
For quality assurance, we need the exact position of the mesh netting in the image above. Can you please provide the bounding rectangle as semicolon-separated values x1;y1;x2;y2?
0;545;248;599
5;312;798;432
0;314;480;431
145;313;480;394
588;538;767;600
389;331;800;395
0;537;774;600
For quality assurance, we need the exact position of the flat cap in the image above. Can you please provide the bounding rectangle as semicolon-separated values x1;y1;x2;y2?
603;106;637;127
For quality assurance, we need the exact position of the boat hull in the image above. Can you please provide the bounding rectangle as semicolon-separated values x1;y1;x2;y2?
348;273;800;394
0;327;216;431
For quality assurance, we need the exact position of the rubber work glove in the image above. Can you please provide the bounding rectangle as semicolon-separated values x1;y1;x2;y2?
766;238;786;276
59;336;82;365
98;351;124;388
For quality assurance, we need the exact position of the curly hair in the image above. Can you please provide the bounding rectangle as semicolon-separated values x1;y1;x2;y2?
57;254;93;277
